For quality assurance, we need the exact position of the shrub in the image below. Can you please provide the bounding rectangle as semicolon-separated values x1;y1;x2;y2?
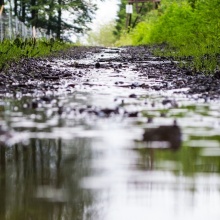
118;0;220;73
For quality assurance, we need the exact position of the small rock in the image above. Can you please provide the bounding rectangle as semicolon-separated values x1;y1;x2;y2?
31;101;38;109
214;71;220;79
129;94;137;98
95;62;101;68
58;107;63;115
147;117;153;123
127;112;139;117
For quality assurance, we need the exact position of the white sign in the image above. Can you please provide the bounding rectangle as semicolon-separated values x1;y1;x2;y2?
126;4;133;14
33;26;36;38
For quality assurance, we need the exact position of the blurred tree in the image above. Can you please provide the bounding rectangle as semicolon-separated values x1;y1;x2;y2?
114;0;126;37
7;0;99;40
13;0;17;16
31;0;38;26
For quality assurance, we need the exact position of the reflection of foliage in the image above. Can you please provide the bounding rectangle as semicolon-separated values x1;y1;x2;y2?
137;101;220;175
136;143;220;176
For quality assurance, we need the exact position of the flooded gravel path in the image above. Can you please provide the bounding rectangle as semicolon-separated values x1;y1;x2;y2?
0;46;220;220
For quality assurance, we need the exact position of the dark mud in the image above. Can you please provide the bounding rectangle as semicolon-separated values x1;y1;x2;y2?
0;46;220;99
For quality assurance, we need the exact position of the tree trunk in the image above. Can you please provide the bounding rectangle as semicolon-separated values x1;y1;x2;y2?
14;0;18;16
21;0;26;22
57;0;62;39
31;0;37;26
47;1;53;36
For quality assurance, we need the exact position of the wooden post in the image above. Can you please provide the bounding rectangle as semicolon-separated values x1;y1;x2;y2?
126;0;160;29
32;26;36;38
0;5;3;42
128;13;132;32
0;5;4;16
126;3;133;30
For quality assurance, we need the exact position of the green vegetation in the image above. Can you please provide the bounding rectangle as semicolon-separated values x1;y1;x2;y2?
114;0;156;37
0;38;73;70
86;21;117;47
136;137;220;176
115;0;220;73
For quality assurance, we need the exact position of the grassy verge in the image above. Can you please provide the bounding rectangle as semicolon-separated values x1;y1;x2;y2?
115;0;220;74
0;38;74;71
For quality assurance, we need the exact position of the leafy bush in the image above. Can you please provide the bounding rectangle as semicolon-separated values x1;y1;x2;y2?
149;1;195;46
116;0;220;73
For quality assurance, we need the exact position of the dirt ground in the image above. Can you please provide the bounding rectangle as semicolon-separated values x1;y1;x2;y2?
1;46;220;100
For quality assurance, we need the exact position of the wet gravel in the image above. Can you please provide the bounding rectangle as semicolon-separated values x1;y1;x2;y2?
0;46;220;220
0;46;220;99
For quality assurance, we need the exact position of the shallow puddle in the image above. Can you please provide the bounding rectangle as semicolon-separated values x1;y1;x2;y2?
0;48;220;220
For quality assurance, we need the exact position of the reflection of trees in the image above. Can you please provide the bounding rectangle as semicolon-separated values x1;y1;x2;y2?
0;144;6;220
0;137;94;220
136;124;182;170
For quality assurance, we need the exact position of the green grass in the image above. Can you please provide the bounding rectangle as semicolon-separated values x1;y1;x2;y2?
0;38;74;70
115;0;220;74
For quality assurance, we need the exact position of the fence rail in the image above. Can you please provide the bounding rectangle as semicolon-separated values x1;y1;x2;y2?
0;13;50;41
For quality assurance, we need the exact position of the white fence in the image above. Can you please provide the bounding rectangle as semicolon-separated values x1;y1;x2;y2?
0;13;50;41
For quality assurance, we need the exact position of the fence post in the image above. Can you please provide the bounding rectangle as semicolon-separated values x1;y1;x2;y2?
8;10;11;39
15;16;18;36
0;11;49;41
0;5;3;41
21;22;26;39
0;15;2;42
32;26;36;38
21;22;24;38
0;5;4;15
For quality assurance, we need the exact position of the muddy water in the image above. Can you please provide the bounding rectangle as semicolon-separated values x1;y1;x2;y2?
0;48;220;220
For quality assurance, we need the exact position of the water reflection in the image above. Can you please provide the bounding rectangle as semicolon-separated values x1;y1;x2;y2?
0;137;97;220
142;121;181;150
0;144;6;220
0;78;220;219
0;98;220;219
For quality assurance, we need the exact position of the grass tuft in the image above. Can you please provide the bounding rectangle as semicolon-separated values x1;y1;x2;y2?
0;38;73;71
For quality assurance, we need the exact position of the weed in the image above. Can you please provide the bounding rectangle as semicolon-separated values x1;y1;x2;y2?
0;38;73;70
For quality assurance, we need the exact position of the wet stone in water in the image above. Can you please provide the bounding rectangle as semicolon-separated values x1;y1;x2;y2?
95;62;101;68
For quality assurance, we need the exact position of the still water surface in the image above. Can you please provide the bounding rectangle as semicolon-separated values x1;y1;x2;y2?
0;49;220;220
